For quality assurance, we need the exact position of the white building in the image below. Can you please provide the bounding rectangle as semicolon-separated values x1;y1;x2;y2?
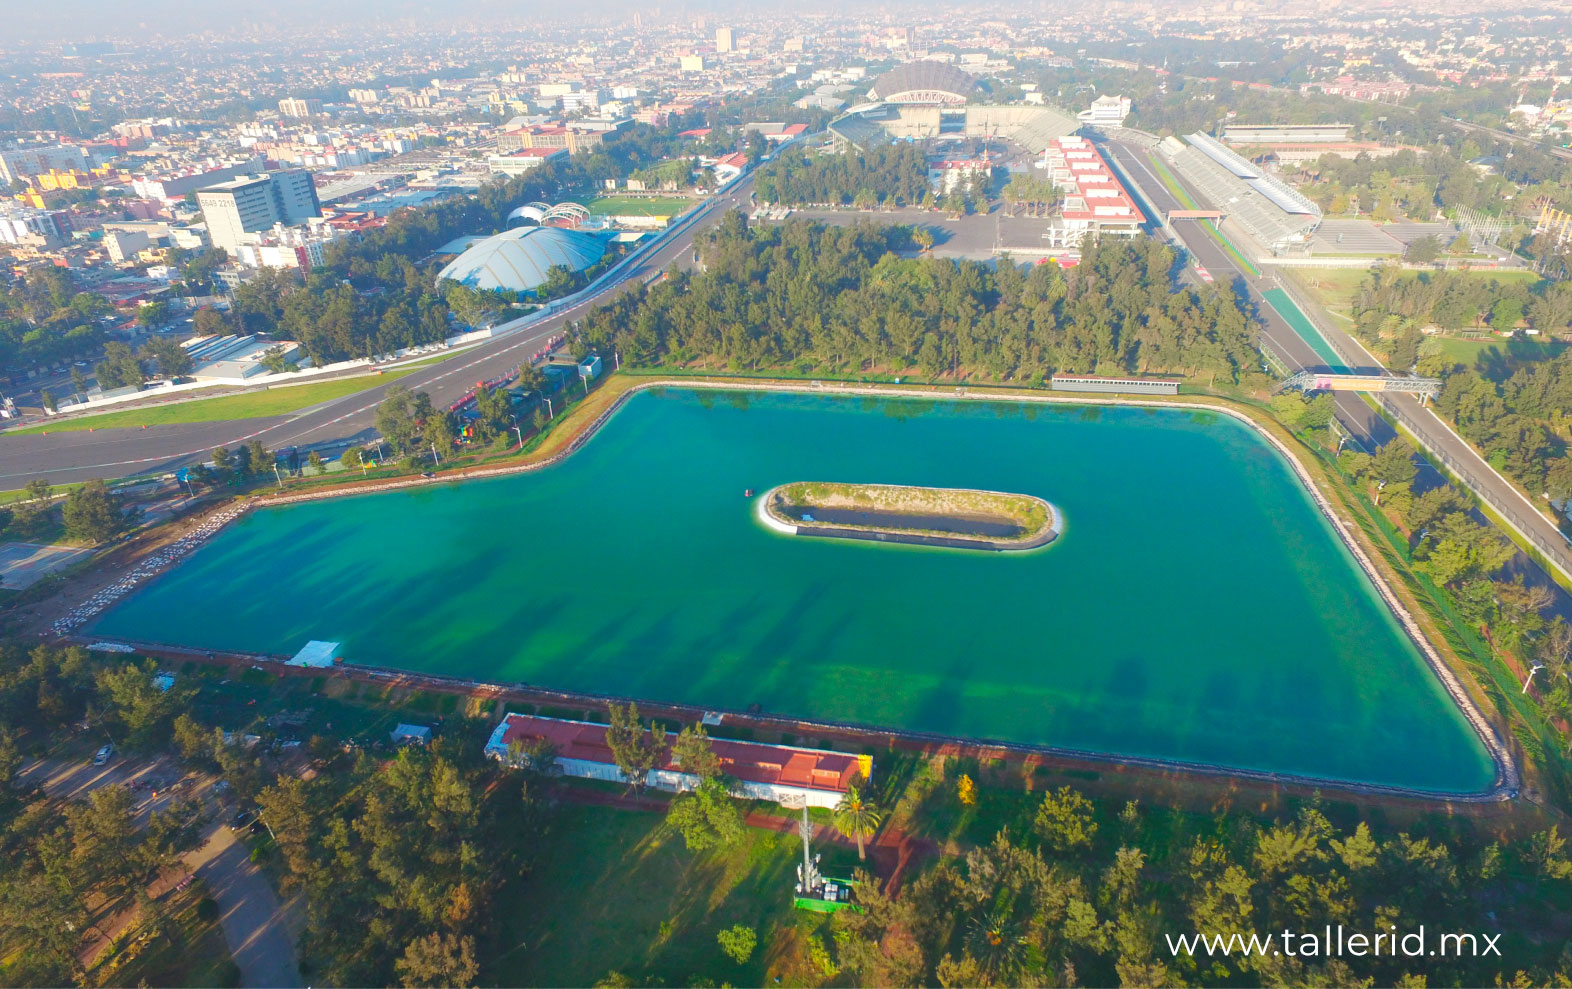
196;170;321;256
1078;94;1133;128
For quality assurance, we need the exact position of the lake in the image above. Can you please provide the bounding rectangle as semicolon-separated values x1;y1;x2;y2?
92;387;1496;792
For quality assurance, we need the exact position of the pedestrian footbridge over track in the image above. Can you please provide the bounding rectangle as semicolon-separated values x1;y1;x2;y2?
1278;370;1443;401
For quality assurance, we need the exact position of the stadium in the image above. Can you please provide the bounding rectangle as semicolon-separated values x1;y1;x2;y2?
830;60;1079;154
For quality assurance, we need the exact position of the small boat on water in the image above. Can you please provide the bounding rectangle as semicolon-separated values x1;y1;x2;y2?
744;488;754;497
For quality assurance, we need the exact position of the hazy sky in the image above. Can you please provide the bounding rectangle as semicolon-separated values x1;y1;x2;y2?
8;0;752;43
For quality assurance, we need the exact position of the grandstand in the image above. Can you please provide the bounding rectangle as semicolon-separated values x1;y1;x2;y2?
866;61;979;105
1166;132;1322;255
829;103;1077;152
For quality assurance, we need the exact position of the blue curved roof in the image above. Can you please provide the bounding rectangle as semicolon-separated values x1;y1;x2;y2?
436;226;607;293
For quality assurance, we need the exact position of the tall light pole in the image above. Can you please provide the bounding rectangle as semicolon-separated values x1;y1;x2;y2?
545;397;554;419
273;465;284;489
512;423;523;448
430;442;441;466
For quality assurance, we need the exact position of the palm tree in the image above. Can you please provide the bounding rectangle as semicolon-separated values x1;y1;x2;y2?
833;784;882;861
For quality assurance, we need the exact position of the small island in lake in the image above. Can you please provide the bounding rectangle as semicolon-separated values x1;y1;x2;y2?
758;481;1060;551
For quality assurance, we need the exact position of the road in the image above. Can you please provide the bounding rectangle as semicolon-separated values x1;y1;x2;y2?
0;170;760;488
1104;138;1572;593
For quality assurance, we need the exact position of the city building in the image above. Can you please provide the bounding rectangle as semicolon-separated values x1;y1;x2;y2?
131;158;268;202
496;125;607;155
484;713;872;809
196;170;322;256
487;146;570;176
715;27;735;53
680;54;709;73
278;98;324;118
0;204;70;248
0;146;89;185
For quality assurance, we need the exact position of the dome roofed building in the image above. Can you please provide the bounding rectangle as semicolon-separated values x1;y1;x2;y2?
435;226;607;294
867;61;979;105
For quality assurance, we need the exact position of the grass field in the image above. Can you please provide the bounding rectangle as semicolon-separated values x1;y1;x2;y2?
585;195;695;217
489;803;856;987
1436;334;1567;371
3;367;423;436
1290;266;1546;316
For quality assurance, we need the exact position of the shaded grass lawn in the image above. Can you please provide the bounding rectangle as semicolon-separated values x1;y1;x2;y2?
1436;334;1565;371
4;367;422;435
488;802;857;988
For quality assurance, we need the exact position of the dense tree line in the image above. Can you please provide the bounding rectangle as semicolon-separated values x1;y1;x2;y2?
1347;268;1572;499
0;645;208;985
579;214;1262;384
825;777;1572;988
753;144;935;208
0;268;112;378
255;741;542;986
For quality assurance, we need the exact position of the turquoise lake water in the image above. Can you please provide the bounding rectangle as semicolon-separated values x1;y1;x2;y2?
93;388;1496;792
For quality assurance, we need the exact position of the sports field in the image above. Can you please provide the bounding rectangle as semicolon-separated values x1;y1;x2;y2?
585;196;695;217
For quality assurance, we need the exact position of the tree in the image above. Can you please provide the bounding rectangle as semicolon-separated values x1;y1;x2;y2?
95;341;145;390
1489;297;1524;331
395;932;479;988
39;388;56;412
424;411;457;462
1405;235;1441;265
139;336;193;378
137;300;171;329
375;385;431;454
70;366;86;398
1370;439;1418;503
834;783;883;861
603;702;666;790
193;307;229;337
97;660;188;747
716;925;757;964
341;447;364;470
62;479;128;544
666;776;744;851
671;723;721;779
259;346;293;374
24;478;52;507
1034;785;1098;852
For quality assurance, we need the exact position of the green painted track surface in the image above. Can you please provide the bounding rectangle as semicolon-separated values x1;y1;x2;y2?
1263;288;1350;372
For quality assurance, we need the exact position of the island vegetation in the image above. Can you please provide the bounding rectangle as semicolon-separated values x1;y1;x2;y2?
764;481;1057;550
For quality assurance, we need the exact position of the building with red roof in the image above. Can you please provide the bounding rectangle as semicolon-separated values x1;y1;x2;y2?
1039;136;1145;248
484;713;871;808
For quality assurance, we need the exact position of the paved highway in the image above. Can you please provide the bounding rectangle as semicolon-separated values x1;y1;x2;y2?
0;172;759;488
1105;138;1572;590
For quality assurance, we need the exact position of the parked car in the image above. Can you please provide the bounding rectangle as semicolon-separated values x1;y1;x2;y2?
92;744;115;765
228;809;256;832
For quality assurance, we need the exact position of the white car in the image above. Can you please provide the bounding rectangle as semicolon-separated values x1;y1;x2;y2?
92;744;115;766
